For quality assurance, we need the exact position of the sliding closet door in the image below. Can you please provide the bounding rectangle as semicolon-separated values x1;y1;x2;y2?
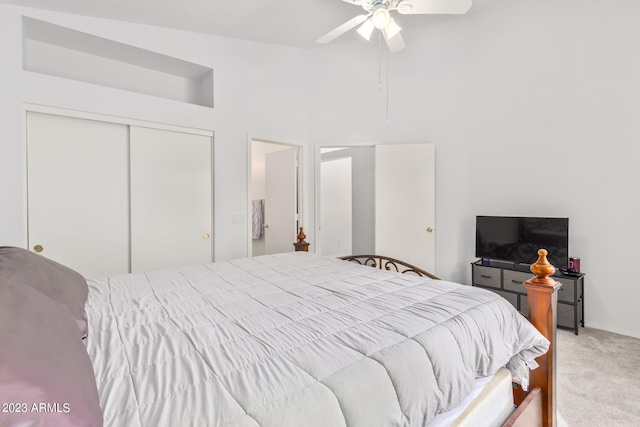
375;143;435;271
26;112;130;278
129;126;213;272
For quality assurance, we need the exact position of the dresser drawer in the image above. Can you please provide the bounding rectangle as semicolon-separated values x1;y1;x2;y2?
471;260;584;335
521;297;579;331
557;302;576;329
473;265;501;289
520;295;529;317
503;270;531;292
555;277;575;303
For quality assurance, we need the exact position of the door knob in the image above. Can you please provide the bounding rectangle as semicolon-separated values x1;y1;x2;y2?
426;227;433;233
203;234;210;240
263;224;270;228
33;244;44;253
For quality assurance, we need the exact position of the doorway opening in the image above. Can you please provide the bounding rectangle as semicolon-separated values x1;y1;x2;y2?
249;139;301;256
318;143;436;272
320;146;375;257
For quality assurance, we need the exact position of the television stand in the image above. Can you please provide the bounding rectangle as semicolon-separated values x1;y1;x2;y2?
471;259;585;335
479;258;525;270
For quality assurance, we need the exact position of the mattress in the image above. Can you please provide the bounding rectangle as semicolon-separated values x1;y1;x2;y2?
84;252;548;426
428;368;514;427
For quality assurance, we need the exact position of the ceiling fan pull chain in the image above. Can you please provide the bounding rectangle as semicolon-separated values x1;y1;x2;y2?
378;31;383;90
386;52;390;122
376;30;390;121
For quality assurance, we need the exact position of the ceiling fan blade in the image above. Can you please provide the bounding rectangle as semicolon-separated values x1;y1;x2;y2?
316;14;370;44
383;29;406;53
340;0;365;5
396;0;472;15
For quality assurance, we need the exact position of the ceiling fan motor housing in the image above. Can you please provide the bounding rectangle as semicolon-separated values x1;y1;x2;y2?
363;0;392;13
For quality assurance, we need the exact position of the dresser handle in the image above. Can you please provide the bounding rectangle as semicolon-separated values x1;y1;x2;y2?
480;274;492;279
511;280;521;284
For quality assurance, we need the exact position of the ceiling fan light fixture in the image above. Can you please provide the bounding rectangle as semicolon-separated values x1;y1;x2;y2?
372;5;390;29
357;19;375;40
317;0;471;50
384;16;402;40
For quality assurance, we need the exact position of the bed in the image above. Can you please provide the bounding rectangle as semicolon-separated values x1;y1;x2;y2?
0;237;560;427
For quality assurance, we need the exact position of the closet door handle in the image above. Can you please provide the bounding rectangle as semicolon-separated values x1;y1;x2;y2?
33;244;44;253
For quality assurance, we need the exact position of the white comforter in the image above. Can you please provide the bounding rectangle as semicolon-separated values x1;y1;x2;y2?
85;252;549;427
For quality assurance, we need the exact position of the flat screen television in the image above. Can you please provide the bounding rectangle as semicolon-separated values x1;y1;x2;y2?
475;216;569;269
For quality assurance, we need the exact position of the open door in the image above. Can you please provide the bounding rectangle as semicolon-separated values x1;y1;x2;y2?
250;140;301;256
263;147;298;254
375;143;435;271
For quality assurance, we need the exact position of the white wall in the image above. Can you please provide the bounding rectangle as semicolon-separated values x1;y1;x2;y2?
1;1;639;338
309;0;640;338
0;4;311;261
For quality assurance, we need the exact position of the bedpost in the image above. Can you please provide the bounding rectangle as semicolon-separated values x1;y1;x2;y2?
524;249;562;427
293;227;310;252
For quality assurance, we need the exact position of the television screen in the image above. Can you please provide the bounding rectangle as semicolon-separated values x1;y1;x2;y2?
475;216;569;268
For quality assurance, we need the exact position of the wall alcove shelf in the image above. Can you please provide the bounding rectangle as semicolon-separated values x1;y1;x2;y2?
22;16;214;107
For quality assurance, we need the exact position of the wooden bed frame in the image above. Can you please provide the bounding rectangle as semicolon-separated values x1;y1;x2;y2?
294;229;559;427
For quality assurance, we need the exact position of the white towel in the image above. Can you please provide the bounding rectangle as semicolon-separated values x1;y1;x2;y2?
252;199;265;239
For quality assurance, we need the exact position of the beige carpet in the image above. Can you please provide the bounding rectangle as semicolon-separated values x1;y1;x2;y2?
557;327;640;426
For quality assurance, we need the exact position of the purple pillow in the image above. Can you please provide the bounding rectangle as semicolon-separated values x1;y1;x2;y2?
0;277;103;427
0;247;88;338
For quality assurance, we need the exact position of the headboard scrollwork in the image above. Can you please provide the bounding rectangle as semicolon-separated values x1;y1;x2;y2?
338;255;439;280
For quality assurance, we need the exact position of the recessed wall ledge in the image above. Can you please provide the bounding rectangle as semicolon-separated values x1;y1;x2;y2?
22;16;214;108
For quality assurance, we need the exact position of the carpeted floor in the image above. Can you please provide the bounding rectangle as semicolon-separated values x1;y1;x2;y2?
557;327;640;426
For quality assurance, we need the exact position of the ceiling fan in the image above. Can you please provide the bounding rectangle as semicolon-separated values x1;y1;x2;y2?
317;0;472;52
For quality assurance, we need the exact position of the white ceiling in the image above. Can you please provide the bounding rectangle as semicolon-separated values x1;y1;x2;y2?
0;0;499;49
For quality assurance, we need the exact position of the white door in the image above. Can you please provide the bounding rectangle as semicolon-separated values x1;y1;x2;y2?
264;148;298;254
26;112;130;278
320;157;353;256
375;143;436;271
129;126;213;272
